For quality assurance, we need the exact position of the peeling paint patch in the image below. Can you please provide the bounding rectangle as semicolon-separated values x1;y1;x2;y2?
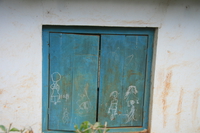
175;88;184;131
162;71;172;128
192;88;200;125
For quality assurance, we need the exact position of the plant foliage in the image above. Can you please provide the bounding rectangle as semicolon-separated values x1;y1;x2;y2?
74;121;109;133
0;124;32;133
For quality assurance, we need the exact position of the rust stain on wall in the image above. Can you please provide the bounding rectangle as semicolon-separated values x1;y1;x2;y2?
175;88;184;131
0;89;3;94
167;61;190;70
192;88;200;125
19;74;37;89
162;70;172;128
157;69;165;89
3;102;12;109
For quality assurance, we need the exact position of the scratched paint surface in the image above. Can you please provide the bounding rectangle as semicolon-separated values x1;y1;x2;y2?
98;35;148;127
49;33;99;130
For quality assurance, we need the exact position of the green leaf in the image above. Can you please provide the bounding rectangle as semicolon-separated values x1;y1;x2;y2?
74;121;109;133
80;123;85;131
0;125;7;132
10;127;20;131
84;121;90;127
98;125;104;128
80;121;91;131
97;129;103;133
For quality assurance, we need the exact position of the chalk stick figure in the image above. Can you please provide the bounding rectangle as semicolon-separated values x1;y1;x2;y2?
108;91;118;120
126;100;137;123
50;72;61;105
124;85;139;107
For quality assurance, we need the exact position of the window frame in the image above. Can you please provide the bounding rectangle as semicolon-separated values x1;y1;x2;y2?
42;26;155;133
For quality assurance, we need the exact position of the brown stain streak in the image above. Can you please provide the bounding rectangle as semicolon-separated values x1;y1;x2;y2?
20;75;37;89
167;61;190;70
175;88;184;131
127;70;142;78
192;88;200;125
0;89;3;94
162;71;172;128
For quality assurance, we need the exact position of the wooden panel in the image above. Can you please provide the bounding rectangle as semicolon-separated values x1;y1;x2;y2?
121;36;148;126
49;33;99;131
98;35;125;127
98;35;148;127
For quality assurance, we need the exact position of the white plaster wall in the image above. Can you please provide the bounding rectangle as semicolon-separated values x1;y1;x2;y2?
0;0;200;132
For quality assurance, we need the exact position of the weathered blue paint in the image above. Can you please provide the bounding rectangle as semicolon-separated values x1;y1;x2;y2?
42;26;154;133
42;29;50;132
43;26;154;35
98;35;148;127
143;34;154;129
98;35;126;127
48;33;99;131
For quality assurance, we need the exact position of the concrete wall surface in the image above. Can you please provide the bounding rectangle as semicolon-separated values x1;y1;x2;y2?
0;0;200;132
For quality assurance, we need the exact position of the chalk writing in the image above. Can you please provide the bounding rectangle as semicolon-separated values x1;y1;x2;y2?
59;94;69;101
108;91;118;120
50;72;61;105
62;108;70;124
126;54;134;66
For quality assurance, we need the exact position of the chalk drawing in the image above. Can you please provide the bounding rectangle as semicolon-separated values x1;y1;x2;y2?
59;94;69;101
50;72;61;105
124;85;139;107
124;85;139;123
76;83;91;115
62;108;70;124
125;100;136;123
108;91;118;120
126;54;134;66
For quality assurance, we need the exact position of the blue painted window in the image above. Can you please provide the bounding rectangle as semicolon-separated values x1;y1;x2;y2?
42;26;154;133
